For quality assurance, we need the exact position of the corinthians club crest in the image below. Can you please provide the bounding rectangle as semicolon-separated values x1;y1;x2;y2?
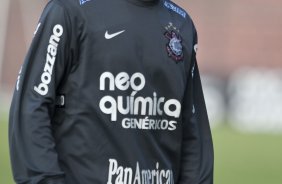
164;23;184;62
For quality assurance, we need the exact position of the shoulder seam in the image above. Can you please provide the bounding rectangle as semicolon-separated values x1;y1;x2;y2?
163;0;188;19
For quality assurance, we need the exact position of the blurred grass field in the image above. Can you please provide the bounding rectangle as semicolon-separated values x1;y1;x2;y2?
0;112;13;184
1;113;282;184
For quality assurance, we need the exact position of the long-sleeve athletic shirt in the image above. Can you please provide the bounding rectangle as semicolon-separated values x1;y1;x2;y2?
9;0;214;183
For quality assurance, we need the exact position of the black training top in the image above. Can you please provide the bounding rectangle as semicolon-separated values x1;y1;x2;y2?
9;0;213;183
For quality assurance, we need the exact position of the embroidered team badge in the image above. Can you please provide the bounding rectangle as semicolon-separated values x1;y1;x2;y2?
164;23;184;62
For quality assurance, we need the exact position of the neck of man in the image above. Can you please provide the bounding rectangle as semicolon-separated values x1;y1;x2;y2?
126;0;160;6
139;0;158;2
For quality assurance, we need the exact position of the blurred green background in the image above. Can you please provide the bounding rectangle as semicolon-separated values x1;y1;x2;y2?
1;113;282;184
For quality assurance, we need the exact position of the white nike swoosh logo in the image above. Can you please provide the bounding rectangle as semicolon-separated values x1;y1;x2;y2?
105;30;125;39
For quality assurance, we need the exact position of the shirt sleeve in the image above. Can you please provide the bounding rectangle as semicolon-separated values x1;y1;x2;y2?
178;26;214;184
9;1;74;183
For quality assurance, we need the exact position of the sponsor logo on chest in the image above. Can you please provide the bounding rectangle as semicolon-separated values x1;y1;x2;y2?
107;159;174;184
99;72;181;131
